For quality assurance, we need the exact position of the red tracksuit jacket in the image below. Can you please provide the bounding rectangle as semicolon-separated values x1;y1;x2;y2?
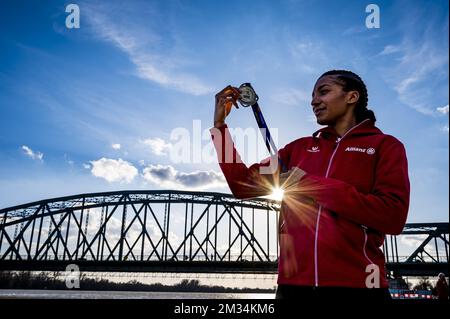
210;119;410;288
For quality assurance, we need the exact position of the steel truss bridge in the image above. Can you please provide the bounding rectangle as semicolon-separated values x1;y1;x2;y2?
0;190;448;277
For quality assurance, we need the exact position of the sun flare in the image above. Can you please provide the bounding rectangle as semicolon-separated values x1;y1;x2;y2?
269;187;285;201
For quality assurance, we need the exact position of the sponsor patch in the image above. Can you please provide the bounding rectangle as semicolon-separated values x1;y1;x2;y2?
345;146;376;155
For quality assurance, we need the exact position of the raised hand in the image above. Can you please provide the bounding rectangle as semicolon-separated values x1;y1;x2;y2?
214;85;240;128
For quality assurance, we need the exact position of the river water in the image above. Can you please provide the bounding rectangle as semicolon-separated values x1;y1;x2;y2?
0;289;275;299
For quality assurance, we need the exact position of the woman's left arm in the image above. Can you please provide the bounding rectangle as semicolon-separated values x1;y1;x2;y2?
284;139;410;235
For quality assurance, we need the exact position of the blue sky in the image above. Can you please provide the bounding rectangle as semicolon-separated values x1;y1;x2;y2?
0;0;448;224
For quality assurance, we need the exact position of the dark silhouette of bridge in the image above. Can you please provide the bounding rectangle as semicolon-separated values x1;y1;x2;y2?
0;190;448;277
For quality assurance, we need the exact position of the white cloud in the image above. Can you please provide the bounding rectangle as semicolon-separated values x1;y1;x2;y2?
436;105;449;133
133;56;213;96
84;5;214;96
342;26;367;36
288;40;328;74
400;235;427;248
90;158;138;183
21;145;44;161
142;164;226;190
64;154;74;167
83;163;91;169
271;88;311;106
437;104;449;115
379;45;402;55
112;143;121;150
379;36;448;116
143;164;176;184
141;137;172;156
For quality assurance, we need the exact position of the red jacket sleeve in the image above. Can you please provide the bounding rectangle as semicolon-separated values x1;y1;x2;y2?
299;139;410;235
210;124;291;199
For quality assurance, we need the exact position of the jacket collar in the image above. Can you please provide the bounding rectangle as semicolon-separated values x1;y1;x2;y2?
312;119;382;140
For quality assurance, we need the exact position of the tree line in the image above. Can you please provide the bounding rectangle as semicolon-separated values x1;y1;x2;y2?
0;271;276;293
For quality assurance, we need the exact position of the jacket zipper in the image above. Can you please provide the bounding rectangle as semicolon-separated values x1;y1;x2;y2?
313;119;370;287
362;226;375;265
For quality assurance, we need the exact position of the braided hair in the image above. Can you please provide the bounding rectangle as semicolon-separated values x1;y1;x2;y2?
318;70;376;124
